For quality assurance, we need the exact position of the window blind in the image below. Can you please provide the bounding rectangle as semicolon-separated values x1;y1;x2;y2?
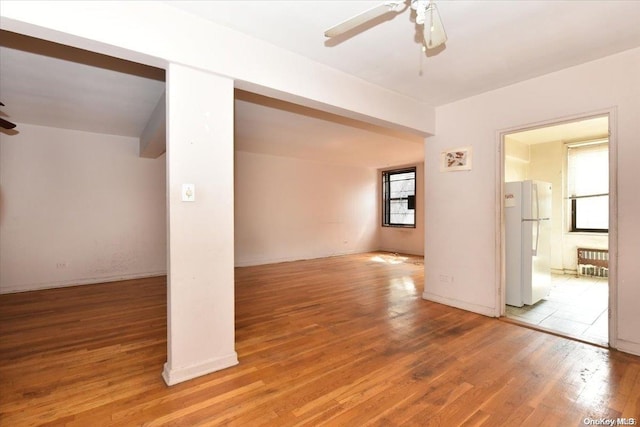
567;141;608;198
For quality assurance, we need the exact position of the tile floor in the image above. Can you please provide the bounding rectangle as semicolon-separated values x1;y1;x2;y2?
505;274;608;346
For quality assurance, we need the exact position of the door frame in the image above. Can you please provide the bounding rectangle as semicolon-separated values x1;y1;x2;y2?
495;108;618;349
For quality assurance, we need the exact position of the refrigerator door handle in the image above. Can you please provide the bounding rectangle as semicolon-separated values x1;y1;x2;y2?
532;220;540;257
533;182;540;220
531;182;541;256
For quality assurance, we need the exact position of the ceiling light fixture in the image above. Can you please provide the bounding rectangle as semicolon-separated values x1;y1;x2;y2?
0;102;17;130
324;0;447;51
412;0;447;50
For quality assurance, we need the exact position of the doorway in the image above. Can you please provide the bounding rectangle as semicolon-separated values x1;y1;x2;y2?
501;114;612;347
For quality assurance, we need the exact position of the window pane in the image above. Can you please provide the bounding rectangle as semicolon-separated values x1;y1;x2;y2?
390;199;414;225
389;173;415;199
576;196;608;230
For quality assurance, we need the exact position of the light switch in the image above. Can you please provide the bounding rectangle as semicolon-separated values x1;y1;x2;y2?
182;184;195;202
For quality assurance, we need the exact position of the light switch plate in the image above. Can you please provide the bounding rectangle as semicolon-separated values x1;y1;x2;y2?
181;184;195;202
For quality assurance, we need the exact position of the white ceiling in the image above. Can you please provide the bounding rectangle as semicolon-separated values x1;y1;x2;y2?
0;46;166;138
235;90;423;168
0;31;166;138
2;1;640;168
165;0;640;106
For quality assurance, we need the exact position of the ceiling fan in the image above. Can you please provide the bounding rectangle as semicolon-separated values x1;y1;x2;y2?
0;102;17;130
324;0;447;50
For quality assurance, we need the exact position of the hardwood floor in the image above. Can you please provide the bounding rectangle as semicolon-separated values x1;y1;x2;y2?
1;252;639;425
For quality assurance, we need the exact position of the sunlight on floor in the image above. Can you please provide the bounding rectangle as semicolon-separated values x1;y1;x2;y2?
390;276;416;292
370;254;409;264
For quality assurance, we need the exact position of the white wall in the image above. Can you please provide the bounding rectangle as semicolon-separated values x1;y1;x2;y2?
234;151;379;266
424;47;640;355
0;124;166;293
378;163;425;256
504;138;530;182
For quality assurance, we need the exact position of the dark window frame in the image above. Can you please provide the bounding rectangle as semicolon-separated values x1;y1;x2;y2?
382;167;416;228
570;196;609;233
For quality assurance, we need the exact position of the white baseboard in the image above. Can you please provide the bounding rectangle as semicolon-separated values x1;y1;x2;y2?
550;269;578;275
162;352;239;386
0;271;167;294
377;247;424;257
235;254;309;268
422;291;497;317
615;339;640;357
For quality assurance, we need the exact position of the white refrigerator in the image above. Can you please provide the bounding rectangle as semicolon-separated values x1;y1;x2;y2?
505;180;552;307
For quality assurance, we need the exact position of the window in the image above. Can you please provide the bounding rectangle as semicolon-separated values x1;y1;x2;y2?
567;140;608;232
382;167;416;227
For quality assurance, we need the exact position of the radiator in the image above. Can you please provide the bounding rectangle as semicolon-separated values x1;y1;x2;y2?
577;248;609;278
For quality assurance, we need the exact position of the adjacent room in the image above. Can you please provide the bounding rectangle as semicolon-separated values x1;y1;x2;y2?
232;89;425;267
503;116;610;346
0;31;168;295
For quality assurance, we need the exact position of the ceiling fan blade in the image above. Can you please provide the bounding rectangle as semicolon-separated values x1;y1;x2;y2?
324;1;405;38
0;117;17;129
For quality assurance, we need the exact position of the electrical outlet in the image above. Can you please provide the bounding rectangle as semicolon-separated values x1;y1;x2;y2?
56;262;67;269
439;274;450;283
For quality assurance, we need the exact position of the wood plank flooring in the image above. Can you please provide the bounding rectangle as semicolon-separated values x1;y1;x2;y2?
1;252;639;425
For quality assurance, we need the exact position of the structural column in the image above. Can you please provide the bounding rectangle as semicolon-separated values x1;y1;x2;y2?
163;63;237;385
